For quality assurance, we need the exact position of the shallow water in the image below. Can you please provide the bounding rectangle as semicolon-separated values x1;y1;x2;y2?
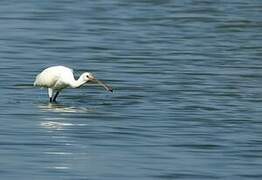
1;0;262;179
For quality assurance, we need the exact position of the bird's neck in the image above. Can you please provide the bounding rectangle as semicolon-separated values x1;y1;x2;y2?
70;77;85;88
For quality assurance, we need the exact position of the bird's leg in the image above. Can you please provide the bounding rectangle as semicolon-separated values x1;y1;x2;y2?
48;88;53;102
53;91;60;102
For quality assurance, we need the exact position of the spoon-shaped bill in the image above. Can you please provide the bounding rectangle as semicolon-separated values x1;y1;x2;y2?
93;79;113;92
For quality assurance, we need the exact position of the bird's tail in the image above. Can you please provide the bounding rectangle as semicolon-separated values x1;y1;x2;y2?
33;74;40;86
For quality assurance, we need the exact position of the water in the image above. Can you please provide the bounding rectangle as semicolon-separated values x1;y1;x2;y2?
1;0;262;179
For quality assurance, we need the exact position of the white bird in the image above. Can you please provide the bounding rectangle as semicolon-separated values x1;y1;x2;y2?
34;66;113;102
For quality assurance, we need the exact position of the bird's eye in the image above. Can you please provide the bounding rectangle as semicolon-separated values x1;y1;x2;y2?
86;75;89;78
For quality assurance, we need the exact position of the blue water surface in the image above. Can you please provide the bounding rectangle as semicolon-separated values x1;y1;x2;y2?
1;0;262;179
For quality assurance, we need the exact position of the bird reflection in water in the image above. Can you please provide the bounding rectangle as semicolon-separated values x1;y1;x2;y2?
37;103;91;131
35;95;91;172
38;102;95;113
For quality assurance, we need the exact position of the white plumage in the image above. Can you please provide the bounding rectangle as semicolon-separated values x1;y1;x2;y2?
34;66;113;102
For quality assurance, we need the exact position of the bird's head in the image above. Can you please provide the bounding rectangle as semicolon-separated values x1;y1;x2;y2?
81;72;95;82
81;72;113;92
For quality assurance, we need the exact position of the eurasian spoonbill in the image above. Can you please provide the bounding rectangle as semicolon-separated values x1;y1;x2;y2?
34;66;113;102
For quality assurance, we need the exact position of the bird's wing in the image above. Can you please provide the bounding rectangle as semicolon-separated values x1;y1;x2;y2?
34;66;75;89
34;68;60;88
